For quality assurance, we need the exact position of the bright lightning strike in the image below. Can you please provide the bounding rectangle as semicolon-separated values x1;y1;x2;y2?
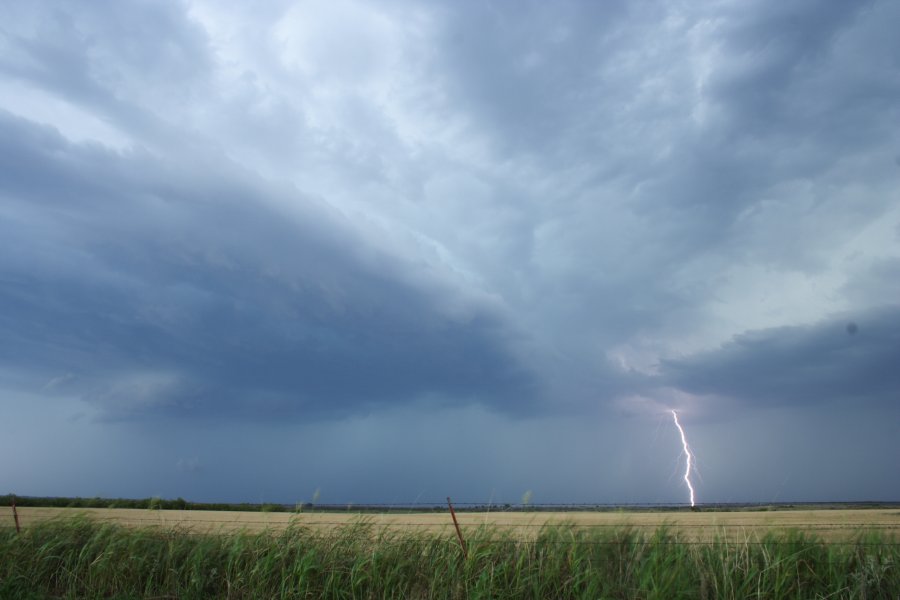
671;410;696;507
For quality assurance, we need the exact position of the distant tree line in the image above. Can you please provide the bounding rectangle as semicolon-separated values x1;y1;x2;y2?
6;494;891;513
2;494;289;512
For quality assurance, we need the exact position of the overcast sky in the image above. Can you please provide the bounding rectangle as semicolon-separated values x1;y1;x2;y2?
1;0;898;506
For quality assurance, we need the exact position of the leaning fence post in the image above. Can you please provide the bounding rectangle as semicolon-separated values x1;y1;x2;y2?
447;496;467;559
11;495;21;533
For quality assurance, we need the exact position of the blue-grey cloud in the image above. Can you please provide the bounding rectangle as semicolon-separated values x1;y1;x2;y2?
0;111;537;419
662;306;900;408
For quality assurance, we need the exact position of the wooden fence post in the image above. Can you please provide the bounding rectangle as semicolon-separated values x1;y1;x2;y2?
11;495;20;533
447;497;467;559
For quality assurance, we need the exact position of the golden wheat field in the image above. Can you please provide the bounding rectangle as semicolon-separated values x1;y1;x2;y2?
5;506;898;541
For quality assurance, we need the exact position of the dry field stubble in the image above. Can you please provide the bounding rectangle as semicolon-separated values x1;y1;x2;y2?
5;506;899;541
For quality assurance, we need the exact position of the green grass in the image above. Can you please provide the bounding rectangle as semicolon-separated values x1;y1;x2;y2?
1;517;897;599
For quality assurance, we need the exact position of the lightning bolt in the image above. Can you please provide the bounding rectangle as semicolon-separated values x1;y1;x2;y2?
671;410;696;507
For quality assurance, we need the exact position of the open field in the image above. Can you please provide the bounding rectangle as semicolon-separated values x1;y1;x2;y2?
2;512;898;599
5;505;899;541
5;504;899;597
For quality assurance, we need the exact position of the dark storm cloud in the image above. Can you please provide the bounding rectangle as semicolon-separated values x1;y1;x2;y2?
1;0;897;419
0;111;537;419
2;0;899;503
661;306;900;408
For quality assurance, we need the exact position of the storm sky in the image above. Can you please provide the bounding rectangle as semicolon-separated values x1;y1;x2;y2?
1;0;898;505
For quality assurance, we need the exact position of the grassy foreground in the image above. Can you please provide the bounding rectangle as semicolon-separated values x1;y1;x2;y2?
1;518;897;599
